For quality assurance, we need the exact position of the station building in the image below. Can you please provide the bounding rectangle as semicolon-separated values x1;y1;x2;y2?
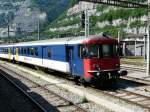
120;33;147;58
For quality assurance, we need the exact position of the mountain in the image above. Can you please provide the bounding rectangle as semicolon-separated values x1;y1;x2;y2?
0;0;72;37
31;0;70;22
46;0;147;38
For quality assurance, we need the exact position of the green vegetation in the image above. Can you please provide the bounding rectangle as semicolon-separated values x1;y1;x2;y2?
129;20;146;28
31;0;70;22
46;2;147;38
90;25;127;38
91;8;147;24
50;16;80;28
96;5;108;12
121;58;146;66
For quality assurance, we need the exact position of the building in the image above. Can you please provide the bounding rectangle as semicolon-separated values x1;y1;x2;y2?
121;33;146;57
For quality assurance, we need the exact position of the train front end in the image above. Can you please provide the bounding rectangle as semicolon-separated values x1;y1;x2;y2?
81;36;127;84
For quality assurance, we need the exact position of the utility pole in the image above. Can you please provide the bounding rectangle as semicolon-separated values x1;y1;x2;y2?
8;24;10;43
144;34;147;60
38;18;40;40
118;29;120;43
84;10;89;37
147;0;150;76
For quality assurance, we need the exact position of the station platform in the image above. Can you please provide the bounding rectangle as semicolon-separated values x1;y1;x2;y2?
122;64;150;81
127;71;150;80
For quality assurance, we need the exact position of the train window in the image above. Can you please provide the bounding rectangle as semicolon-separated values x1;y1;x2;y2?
10;48;12;53
4;49;5;53
8;48;11;53
48;48;51;58
21;48;23;54
3;49;4;53
7;48;8;53
30;48;34;55
102;45;112;57
78;45;88;58
27;48;30;55
87;45;99;58
35;47;38;56
24;48;27;54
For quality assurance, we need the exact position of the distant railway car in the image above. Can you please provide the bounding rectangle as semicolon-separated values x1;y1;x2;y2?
0;45;14;61
0;35;127;86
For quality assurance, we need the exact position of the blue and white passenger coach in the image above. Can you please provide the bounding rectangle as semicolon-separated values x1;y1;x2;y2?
0;35;127;85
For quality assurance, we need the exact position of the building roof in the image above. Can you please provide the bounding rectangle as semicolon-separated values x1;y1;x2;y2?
126;33;147;39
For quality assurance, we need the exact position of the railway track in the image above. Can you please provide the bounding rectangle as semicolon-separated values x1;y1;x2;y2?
121;65;146;72
121;75;150;85
1;61;150;111
120;65;150;85
85;82;150;112
0;66;88;112
103;88;150;110
0;69;46;112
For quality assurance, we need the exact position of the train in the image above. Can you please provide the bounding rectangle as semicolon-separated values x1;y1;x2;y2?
0;35;127;86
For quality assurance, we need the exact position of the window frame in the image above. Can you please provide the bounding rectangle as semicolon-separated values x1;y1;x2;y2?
47;48;52;58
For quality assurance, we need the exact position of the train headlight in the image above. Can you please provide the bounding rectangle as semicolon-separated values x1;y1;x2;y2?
97;72;100;76
93;64;100;70
115;64;120;68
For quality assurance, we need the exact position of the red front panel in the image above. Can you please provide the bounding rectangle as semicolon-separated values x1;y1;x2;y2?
100;58;120;70
83;58;120;78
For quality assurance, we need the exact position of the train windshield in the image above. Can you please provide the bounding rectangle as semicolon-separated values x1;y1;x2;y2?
79;44;119;59
87;45;99;58
79;44;99;58
102;45;119;57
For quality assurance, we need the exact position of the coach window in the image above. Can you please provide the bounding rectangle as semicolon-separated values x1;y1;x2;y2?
4;48;6;53
48;48;51;58
78;45;88;58
10;48;12;53
24;48;27;55
35;47;38;56
30;48;34;55
19;48;21;54
21;48;23;54
27;48;29;55
6;48;7;53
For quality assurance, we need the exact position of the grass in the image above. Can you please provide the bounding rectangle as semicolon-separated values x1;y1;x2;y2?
121;57;146;67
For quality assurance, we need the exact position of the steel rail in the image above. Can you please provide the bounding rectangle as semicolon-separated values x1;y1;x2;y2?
121;65;146;72
1;62;150;111
0;65;88;112
0;69;47;112
88;86;150;111
121;75;150;85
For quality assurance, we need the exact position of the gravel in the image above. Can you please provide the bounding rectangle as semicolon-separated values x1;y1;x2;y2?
0;62;113;112
0;72;43;112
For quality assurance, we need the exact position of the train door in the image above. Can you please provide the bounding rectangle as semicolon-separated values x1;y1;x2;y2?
8;48;11;61
16;48;19;61
42;46;51;68
67;46;74;75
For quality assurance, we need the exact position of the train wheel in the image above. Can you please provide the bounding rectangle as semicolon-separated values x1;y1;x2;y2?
81;78;88;87
74;76;80;85
111;78;117;84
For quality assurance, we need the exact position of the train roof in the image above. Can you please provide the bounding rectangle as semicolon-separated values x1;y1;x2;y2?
0;44;14;47
0;35;118;47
